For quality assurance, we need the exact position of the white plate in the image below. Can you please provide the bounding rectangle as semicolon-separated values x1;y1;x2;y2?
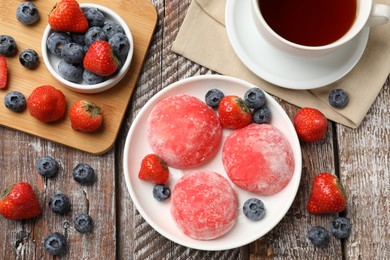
225;0;369;90
123;75;302;251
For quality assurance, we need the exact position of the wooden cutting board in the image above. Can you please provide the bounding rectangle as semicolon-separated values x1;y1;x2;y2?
0;0;157;154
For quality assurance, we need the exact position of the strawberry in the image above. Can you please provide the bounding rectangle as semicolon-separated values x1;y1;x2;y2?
27;85;67;123
138;154;169;184
218;95;252;129
293;107;327;142
70;100;103;132
307;172;347;214
48;0;88;33
83;41;119;77
0;182;41;220
0;55;8;89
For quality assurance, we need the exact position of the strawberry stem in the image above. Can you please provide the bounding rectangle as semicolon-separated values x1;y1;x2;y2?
83;102;101;117
0;184;13;200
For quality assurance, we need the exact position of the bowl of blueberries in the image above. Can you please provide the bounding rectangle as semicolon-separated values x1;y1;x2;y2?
41;4;134;94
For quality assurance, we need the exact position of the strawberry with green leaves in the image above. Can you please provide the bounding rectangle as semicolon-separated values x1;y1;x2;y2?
70;100;103;132
0;182;41;220
138;154;169;184
307;172;347;214
293;107;327;142
48;0;88;33
218;95;252;129
0;55;8;89
84;41;119;77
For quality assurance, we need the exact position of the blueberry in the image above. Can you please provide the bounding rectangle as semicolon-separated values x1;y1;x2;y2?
46;32;72;57
108;33;130;58
243;198;266;221
72;163;95;185
328;88;349;108
70;33;86;46
16;2;39;25
83;69;104;85
0;35;17;56
244;87;266;109
330;217;351;238
44;232;67;256
102;21;124;39
35;156;59;178
58;60;83;83
153;184;171;201
83;45;89;54
205;88;224;108
74;213;93;233
252;105;271;124
49;194;71;214
4;91;26;112
307;226;329;247
84;8;105;27
84;27;107;47
61;43;85;64
19;49;39;69
114;56;127;73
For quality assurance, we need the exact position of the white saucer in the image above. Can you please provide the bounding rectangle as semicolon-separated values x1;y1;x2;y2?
225;0;369;90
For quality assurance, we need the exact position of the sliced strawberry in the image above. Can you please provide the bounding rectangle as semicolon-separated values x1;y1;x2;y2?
0;55;8;89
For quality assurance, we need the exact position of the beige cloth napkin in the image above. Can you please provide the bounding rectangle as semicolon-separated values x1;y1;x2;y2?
171;0;390;128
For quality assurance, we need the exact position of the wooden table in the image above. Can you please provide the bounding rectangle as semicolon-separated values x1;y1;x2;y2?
1;0;389;259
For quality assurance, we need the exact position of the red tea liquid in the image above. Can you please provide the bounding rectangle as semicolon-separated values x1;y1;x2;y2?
259;0;357;46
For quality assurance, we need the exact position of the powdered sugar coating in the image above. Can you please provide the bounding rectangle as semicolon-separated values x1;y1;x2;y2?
146;94;222;169
171;171;239;240
222;124;294;195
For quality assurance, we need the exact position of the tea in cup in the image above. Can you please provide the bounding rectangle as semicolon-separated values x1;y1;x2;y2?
251;0;390;56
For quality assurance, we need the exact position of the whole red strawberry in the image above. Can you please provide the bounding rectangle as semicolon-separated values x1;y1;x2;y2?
138;154;169;184
218;95;252;129
293;107;327;142
307;172;347;214
0;55;8;89
27;85;67;123
70;100;103;132
0;182;41;220
48;0;88;33
84;41;119;77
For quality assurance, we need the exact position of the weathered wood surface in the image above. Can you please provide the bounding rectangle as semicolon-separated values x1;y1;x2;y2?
0;0;389;259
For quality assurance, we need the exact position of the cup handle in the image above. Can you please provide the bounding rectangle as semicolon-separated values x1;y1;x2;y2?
366;4;390;27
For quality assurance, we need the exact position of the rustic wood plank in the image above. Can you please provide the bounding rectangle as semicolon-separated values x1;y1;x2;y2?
116;0;166;257
0;132;117;259
338;77;390;259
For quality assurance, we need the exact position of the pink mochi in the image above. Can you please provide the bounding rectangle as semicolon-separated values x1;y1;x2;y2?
222;123;295;195
146;94;222;169
170;171;238;240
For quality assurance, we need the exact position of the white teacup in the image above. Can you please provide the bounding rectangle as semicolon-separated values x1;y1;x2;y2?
251;0;390;57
